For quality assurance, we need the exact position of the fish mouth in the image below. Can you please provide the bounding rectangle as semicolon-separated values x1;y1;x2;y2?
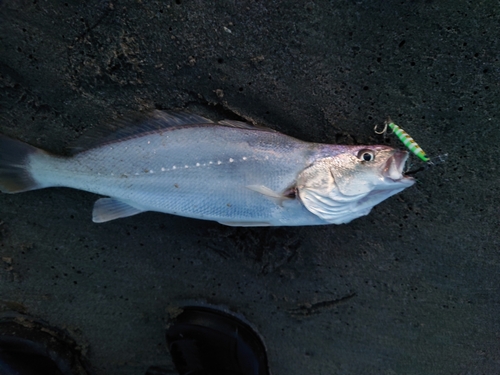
383;150;413;183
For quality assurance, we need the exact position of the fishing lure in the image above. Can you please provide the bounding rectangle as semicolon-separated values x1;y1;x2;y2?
374;118;430;162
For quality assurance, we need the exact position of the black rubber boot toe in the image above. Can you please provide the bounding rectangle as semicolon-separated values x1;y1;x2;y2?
166;306;270;375
0;314;90;375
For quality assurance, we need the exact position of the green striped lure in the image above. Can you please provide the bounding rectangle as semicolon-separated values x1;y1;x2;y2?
374;118;430;162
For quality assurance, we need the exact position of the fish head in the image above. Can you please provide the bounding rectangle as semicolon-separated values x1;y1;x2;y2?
297;145;415;224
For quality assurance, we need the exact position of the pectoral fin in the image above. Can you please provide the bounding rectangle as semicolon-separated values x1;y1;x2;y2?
246;184;295;207
92;198;144;223
246;185;284;199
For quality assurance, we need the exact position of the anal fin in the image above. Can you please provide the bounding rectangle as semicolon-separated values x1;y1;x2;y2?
92;198;144;223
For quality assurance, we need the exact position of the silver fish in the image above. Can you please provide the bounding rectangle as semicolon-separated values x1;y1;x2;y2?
0;111;414;226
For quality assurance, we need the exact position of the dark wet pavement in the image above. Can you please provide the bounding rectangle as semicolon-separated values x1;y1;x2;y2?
1;1;499;374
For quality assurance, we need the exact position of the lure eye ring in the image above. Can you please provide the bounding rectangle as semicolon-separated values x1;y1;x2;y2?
357;149;375;162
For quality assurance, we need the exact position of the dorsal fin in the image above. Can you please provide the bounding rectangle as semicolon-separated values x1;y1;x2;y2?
70;111;214;154
70;110;276;154
217;119;277;132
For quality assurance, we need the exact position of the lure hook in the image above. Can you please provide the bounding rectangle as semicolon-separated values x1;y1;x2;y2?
373;122;388;135
374;117;394;135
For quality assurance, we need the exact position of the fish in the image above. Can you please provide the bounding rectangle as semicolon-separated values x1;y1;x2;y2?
0;111;415;226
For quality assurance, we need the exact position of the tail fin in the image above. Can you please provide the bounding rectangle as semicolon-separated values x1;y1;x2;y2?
0;135;44;193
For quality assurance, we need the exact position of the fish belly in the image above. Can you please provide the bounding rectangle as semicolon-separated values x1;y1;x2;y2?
29;126;327;225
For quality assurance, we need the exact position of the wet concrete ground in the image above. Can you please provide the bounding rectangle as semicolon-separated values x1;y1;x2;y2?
1;1;499;374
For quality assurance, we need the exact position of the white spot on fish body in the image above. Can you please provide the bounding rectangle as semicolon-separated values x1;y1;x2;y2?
148;141;151;144
185;165;189;168
229;158;234;162
217;161;222;165
173;166;177;170
242;157;247;160
149;170;154;174
196;163;200;167
209;161;213;165
161;167;166;172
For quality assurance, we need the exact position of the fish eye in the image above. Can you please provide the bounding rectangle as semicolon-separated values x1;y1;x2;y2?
357;149;375;162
